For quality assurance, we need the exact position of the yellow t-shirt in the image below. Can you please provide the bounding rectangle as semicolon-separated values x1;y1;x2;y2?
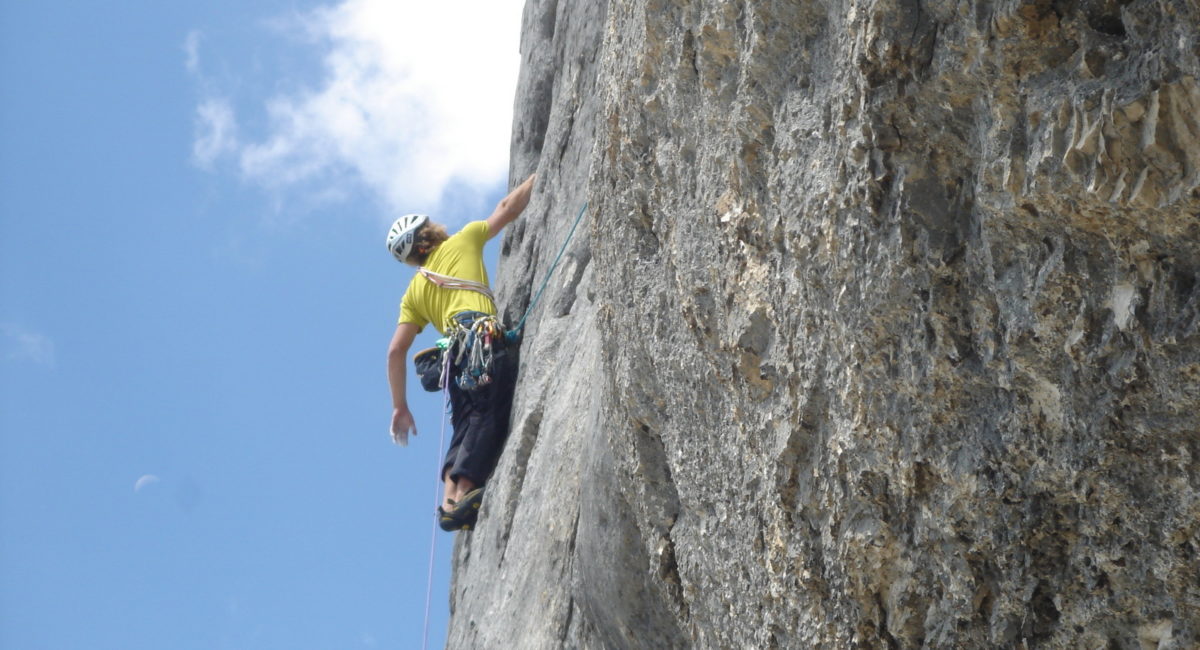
398;221;497;334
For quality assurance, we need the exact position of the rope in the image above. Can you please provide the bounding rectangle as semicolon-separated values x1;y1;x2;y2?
421;360;452;650
420;268;496;302
510;201;590;338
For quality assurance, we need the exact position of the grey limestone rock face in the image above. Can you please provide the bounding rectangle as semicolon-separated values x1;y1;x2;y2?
449;0;1200;647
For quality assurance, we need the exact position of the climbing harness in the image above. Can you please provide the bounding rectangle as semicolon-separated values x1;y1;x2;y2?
411;315;504;393
445;314;506;391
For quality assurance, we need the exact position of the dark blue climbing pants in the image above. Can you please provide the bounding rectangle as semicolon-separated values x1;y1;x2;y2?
442;312;518;486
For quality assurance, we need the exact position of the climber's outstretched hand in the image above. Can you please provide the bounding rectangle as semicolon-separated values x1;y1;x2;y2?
391;407;417;446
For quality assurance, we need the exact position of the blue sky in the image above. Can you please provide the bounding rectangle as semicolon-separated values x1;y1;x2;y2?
1;1;523;648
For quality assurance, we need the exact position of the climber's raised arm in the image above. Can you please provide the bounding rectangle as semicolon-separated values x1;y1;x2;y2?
485;173;537;239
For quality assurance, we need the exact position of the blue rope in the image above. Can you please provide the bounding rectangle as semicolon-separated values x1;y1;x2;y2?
508;201;589;340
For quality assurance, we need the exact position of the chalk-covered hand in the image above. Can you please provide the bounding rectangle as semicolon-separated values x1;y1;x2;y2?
390;407;417;446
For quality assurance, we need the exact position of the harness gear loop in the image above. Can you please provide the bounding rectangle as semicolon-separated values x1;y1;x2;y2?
445;314;504;391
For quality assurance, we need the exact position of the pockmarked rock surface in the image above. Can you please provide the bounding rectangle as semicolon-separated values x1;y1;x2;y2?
449;0;1200;647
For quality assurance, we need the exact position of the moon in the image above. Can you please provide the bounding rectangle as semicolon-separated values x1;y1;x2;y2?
134;474;160;492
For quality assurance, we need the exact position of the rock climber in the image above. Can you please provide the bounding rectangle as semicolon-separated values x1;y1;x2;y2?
386;173;536;531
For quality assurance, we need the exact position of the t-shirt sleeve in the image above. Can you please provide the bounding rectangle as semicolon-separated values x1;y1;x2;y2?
398;292;427;330
463;220;490;247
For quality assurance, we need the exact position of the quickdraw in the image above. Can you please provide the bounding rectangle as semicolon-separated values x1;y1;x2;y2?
445;314;505;391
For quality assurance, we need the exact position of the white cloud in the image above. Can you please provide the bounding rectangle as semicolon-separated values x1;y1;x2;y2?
193;0;525;213
134;474;161;492
193;98;239;168
1;323;56;367
183;30;201;75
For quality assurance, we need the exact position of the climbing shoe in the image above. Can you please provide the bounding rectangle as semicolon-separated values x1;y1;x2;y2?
437;505;466;531
436;487;484;532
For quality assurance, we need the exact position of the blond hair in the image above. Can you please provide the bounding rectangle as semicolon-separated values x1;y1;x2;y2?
409;222;449;265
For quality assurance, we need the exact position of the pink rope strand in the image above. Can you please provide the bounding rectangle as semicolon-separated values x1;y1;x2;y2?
421;371;451;650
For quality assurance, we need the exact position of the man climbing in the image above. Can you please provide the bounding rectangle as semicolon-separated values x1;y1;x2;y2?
386;173;536;531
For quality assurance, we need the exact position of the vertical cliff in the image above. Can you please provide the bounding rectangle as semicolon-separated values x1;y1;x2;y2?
451;0;1200;647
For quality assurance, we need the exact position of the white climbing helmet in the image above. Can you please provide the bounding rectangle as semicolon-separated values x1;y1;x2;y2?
386;213;429;262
